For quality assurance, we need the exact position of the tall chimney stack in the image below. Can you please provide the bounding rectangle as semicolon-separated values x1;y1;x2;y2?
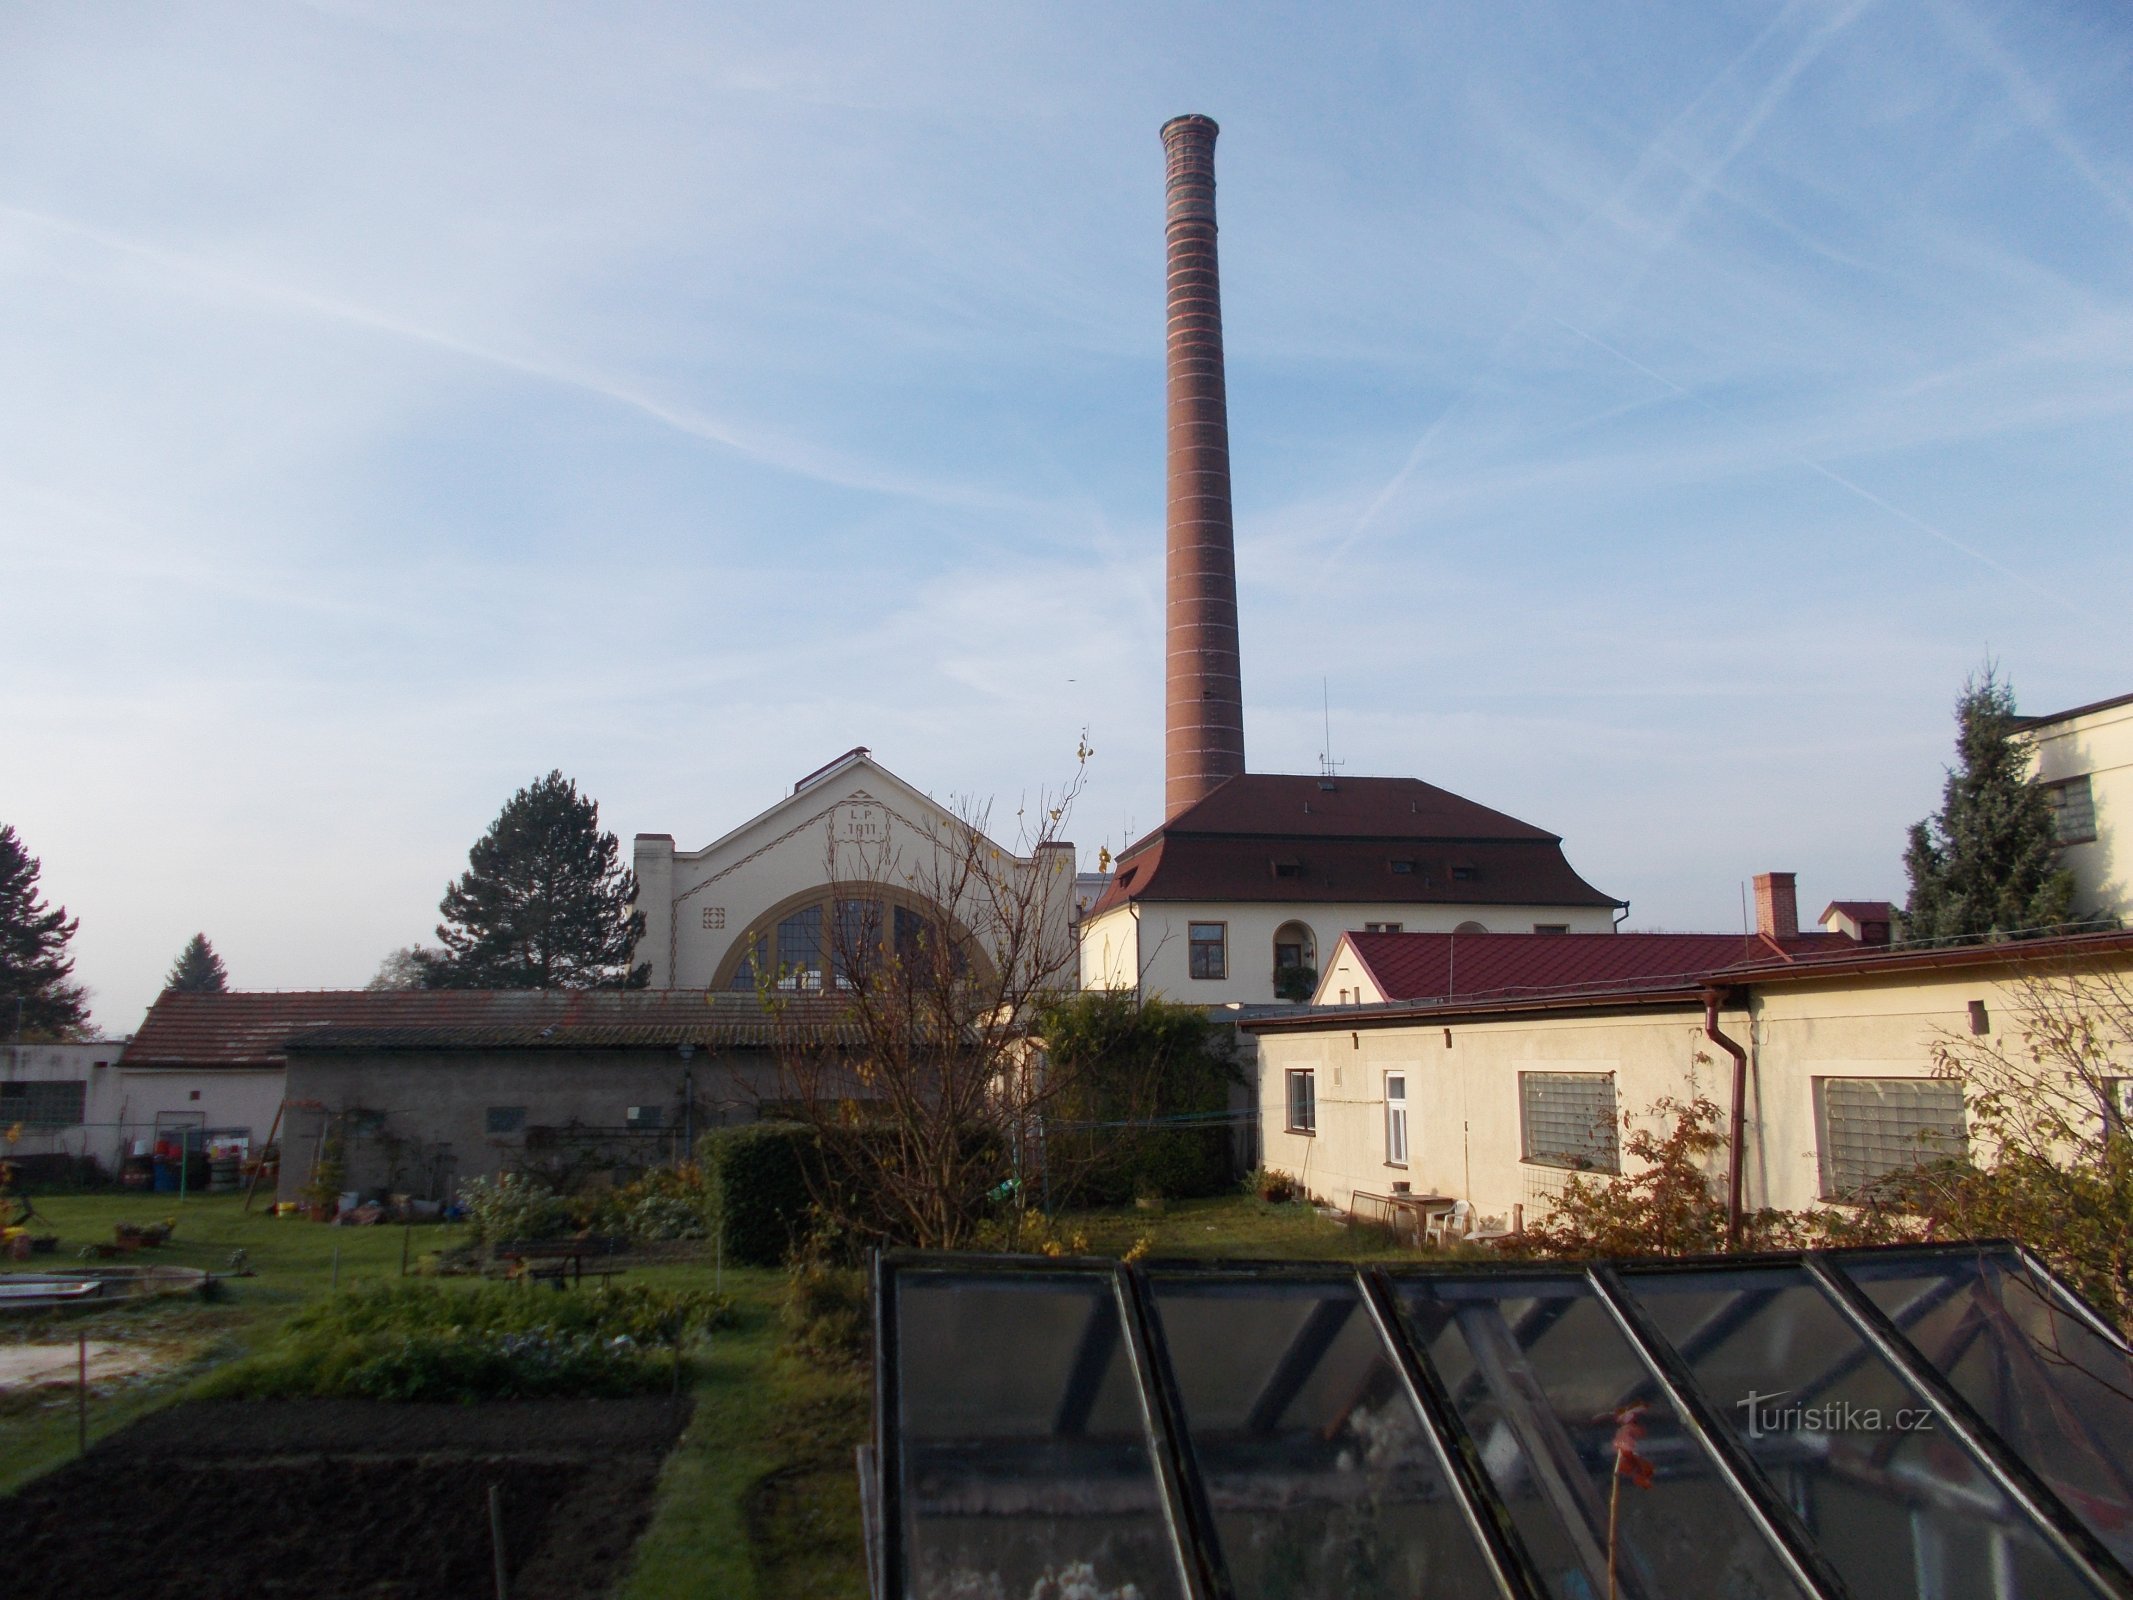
1161;114;1247;818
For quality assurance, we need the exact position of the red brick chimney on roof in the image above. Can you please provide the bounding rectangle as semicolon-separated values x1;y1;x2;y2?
1162;114;1247;819
1755;872;1799;941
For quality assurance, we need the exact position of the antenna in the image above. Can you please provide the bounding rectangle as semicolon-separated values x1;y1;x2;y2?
1318;679;1345;780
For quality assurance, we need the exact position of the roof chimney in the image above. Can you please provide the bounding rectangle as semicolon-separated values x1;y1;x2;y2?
1754;872;1799;941
1161;114;1246;819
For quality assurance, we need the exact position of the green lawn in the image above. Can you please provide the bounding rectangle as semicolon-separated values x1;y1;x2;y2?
2;1187;1421;1595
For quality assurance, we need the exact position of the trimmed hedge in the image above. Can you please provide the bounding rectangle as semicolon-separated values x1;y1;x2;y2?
699;1121;816;1266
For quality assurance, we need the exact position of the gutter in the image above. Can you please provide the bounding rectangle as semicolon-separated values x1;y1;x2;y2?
1703;986;1749;1251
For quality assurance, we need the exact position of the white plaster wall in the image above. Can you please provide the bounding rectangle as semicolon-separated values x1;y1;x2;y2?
2;1043;283;1170
1126;900;1616;1006
1079;905;1141;991
2029;700;2133;921
1252;957;2122;1231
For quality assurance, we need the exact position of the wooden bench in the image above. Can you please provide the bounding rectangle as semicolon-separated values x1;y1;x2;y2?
494;1235;630;1289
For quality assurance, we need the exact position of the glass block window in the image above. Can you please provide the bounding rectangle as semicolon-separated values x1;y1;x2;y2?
1285;1069;1316;1134
1384;1073;1407;1165
2043;775;2097;844
0;1079;86;1128
1520;1071;1619;1171
777;904;824;990
485;1105;526;1135
1816;1077;1967;1197
1188;922;1226;980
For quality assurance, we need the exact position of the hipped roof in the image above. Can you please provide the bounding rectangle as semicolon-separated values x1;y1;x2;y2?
1335;928;1856;1004
1089;773;1621;916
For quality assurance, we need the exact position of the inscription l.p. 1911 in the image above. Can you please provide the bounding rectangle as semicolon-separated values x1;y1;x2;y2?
837;804;886;841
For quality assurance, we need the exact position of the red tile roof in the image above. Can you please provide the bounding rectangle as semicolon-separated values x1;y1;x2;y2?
1089;774;1621;916
1337;929;1858;1004
121;990;852;1066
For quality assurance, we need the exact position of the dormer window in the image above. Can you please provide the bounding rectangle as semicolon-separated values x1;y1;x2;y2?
1451;865;1479;882
1272;859;1303;879
1389;859;1416;874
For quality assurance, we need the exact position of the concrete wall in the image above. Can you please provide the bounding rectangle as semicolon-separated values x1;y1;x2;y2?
2;1041;281;1169
2029;698;2133;921
1084;899;1617;1005
277;1048;779;1202
1253;957;2117;1229
636;756;1077;995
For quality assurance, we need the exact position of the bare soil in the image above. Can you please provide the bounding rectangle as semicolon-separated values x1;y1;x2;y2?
2;1396;691;1600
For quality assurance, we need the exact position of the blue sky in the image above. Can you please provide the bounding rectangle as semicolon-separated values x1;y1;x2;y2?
3;1;2129;1031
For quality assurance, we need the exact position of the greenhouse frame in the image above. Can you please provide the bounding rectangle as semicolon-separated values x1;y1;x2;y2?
867;1242;2133;1600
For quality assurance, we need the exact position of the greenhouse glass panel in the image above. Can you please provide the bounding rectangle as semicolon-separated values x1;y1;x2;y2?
1395;1270;1812;1600
1625;1263;2109;1600
1148;1271;1505;1599
1841;1248;2133;1569
893;1270;1188;1600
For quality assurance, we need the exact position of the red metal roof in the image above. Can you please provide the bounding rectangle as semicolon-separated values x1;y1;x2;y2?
121;989;845;1066
1248;928;2133;1035
1089;774;1621;917
1337;929;1858;1004
1819;900;1896;924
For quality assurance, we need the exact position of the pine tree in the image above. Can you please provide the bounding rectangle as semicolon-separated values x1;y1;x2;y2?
1903;669;2076;945
0;823;90;1038
426;771;649;989
164;933;230;994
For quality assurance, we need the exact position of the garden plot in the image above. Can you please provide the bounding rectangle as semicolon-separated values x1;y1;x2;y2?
4;1396;691;1600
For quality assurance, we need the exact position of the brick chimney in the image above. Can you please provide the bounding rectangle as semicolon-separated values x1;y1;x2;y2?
1161;114;1247;818
1754;872;1799;941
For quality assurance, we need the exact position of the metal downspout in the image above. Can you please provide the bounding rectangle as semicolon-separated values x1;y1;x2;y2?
1703;985;1749;1249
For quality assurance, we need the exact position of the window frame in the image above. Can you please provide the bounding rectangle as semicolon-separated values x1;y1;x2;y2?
1384;1072;1408;1167
1518;1070;1620;1172
2042;774;2098;845
484;1105;527;1136
1814;1075;1969;1199
1285;1068;1316;1135
1188;920;1228;981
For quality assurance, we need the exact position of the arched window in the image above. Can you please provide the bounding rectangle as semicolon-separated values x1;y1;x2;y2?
1272;921;1317;973
717;886;984;992
1453;920;1489;936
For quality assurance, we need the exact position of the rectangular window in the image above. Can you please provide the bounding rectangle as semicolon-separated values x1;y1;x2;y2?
626;1105;664;1129
777;905;824;990
485;1105;527;1135
1285;1069;1316;1134
832;897;882;989
1188;922;1227;980
1389;859;1416;874
0;1080;86;1128
1533;924;1569;935
1451;865;1478;882
2042;775;2097;845
1272;860;1303;879
1385;1073;1408;1165
1520;1071;1619;1171
1816;1077;1967;1198
1363;921;1403;934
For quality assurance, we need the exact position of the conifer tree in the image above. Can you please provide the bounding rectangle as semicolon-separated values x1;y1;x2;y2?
425;771;648;989
164;933;230;994
1903;669;2076;944
0;823;90;1038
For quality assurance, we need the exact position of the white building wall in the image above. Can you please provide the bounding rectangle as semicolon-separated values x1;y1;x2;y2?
2028;698;2133;922
1253;958;2100;1231
2;1040;283;1171
1100;899;1615;1005
635;756;1077;995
